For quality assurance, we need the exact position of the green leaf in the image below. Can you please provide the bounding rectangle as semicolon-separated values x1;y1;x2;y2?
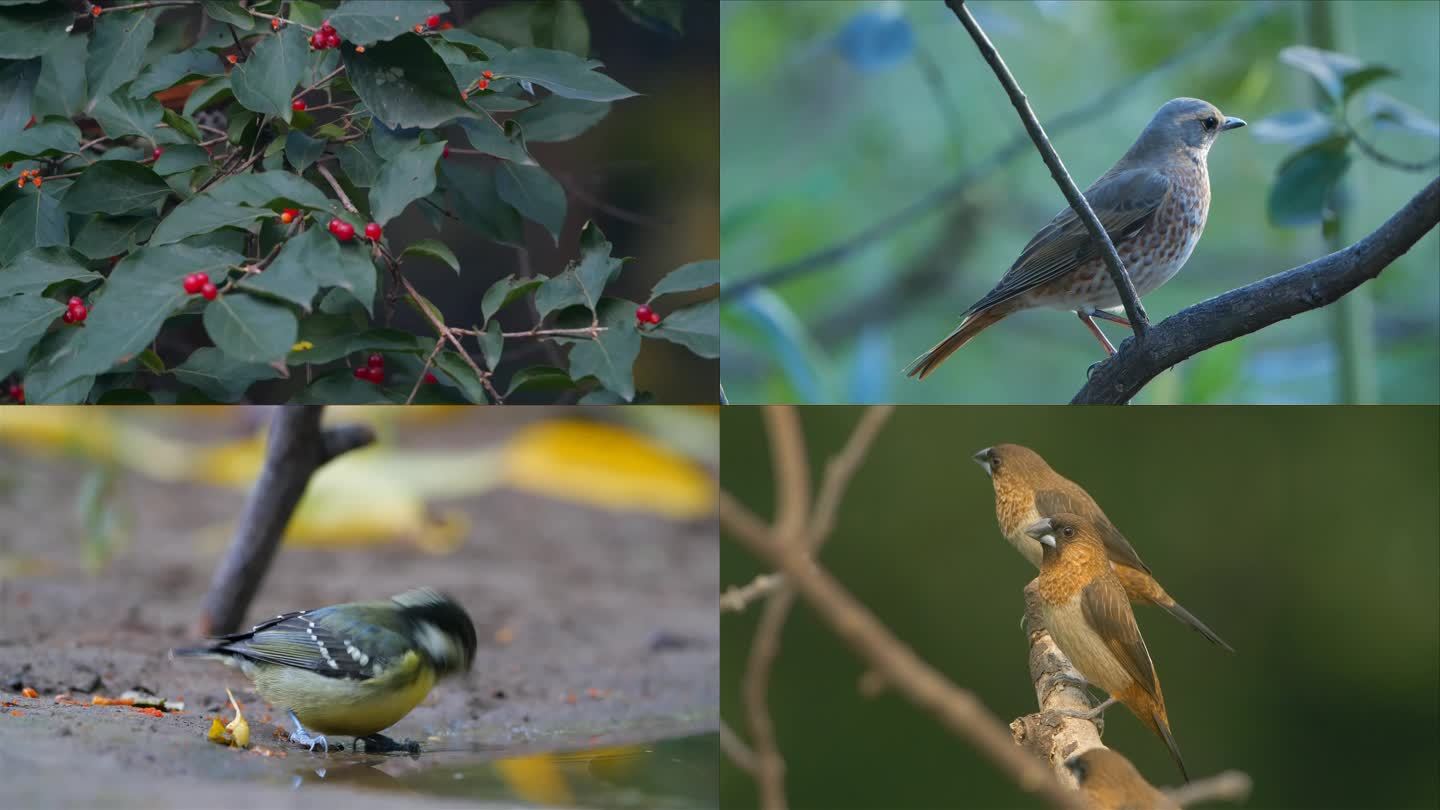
208;170;332;211
369;140;446;224
563;297;639;400
0;294;61;359
183;75;232;119
28;244;243;388
505;365;573;396
437;28;507;59
90;91;164;142
649;259;717;299
0;189;67;263
203;291;299;363
1268;137;1352;227
199;0;255;31
533;221;622;317
336;136;384;187
432;350;489;403
328;0;449;46
285;129;326;171
172;346;281;402
242;225;378;314
0;246;100;297
230;24;309;122
647;298;717;358
137;348;165;373
0;1;71;60
342;33;475;129
481;273;542;322
513;95;610;142
479;319;503;369
1278;46;1395;105
495;162;565;244
154;143;211;175
615;0;685;34
71;215;156;259
162;108;202;143
1249;109;1336;150
458;116;536;164
293;369;395;404
130;48;220;99
0;57;39;137
488;47;637;102
534;0;589;57
0;118;79;163
34;32;88;119
62;162;169;216
1366;92;1440;140
400;238;460;273
443;162;523;245
148;194;269;245
86;8;156;104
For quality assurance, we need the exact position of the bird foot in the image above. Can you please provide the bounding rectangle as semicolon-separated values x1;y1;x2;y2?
357;733;421;755
1055;695;1118;721
287;710;332;753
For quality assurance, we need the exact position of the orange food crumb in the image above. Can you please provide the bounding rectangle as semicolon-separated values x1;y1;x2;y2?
564;691;577;705
585;688;608;700
9;710;21;717
92;695;135;706
494;626;515;645
355;46;365;53
136;707;165;718
21;688;38;699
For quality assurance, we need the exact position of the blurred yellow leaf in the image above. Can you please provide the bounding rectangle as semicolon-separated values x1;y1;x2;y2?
493;753;573;806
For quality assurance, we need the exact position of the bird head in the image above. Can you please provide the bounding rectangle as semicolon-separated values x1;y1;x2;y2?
1023;512;1092;554
1133;97;1244;158
391;588;477;677
972;443;1049;482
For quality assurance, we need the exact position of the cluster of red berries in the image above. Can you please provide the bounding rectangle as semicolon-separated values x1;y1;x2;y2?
328;219;355;241
463;70;494;99
60;296;89;325
15;168;42;189
183;272;219;300
354;353;386;383
292;99;307;112
279;208;300;224
635;304;661;326
6;382;22;404
310;20;341;50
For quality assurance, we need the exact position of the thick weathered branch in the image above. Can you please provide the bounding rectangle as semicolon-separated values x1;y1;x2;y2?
1073;176;1440;403
947;0;1149;337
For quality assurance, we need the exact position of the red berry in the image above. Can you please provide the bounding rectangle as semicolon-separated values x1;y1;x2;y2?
310;33;322;49
61;309;75;324
647;311;661;324
427;15;440;28
442;144;450;158
327;218;340;232
200;282;218;301
364;222;381;240
324;32;340;49
320;20;334;34
477;78;489;91
635;304;653;323
353;366;370;381
367;353;384;368
368;367;385;383
280;211;295;224
441;21;453;30
271;18;281;31
8;383;22;403
70;304;87;323
332;221;355;241
152;147;163;161
227;54;238;65
292;99;306;112
68;296;83;307
182;273;203;294
423;372;438;384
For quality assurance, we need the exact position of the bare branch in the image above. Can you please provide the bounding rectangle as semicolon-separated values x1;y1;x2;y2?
762;406;811;544
1074;176;1440;403
946;0;1149;337
1010;581;1104;783
720;719;759;776
721;573;785;613
1166;770;1254;806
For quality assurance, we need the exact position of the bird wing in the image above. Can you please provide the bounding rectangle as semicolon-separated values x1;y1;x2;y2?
1081;577;1160;703
1033;489;1151;575
213;606;399;680
965;168;1171;315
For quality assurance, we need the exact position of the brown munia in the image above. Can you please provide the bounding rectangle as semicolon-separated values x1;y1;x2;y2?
1030;513;1188;782
974;443;1231;652
1067;747;1180;810
905;97;1245;378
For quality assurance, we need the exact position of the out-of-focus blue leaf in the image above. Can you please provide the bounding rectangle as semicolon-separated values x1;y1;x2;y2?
732;287;827;404
1250;109;1336;149
833;8;914;72
846;326;892;404
1365;92;1440;140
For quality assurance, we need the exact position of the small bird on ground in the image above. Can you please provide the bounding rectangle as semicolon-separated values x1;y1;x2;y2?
1067;747;1180;810
906;97;1245;378
1031;514;1189;782
974;443;1231;652
173;588;476;753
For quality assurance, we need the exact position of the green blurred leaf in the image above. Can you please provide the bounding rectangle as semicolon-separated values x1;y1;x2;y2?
369;140;446;224
562;296;639;400
342;33;475;129
488;47;637;102
1180;339;1243;403
0;1;71;60
35;33;87;119
154;143;211;175
1278;46;1395;105
649;259;717;299
86;8;156;103
458;116;536;164
400;238;460;273
199;0;254;30
70;215;156;259
432;350;490;403
479;319;503;369
208;170;333;210
327;0;449;46
0;57;39;136
336;136;384;187
1250;109;1336;149
443;162;523;245
615;0;685;34
148;194;268;245
183;75;232;119
496;162;565;244
1268;136;1352;227
534;221;622;316
90;91;164;142
0;118;79;163
203;291;298;363
129;48;219;98
733;287;826;403
285;130;326;172
481;273;542;322
172;346;281;401
0;246;99;297
505;364;573;396
0;188;67;263
230;24;309;122
1365;92;1440;140
533;0;589;57
0;294;62;372
647;298;717;358
62;162;169;216
512;95;609;142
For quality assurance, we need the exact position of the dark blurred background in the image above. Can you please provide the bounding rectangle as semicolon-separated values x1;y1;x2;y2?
721;405;1440;808
720;1;1440;404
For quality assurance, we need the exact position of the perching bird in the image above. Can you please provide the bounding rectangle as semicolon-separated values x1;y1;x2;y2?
974;444;1231;652
173;588;476;753
905;97;1245;378
1030;514;1188;782
1067;747;1180;810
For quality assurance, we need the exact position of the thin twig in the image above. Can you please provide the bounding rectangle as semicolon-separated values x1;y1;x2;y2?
405;337;446;405
720;720;759;776
1164;770;1254;806
947;0;1149;337
806;406;893;546
314;162;359;214
721;573;784;613
762;406;810;543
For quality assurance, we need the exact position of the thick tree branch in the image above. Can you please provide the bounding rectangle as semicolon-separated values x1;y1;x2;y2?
1073;176;1440;403
1011;581;1105;784
947;0;1149;337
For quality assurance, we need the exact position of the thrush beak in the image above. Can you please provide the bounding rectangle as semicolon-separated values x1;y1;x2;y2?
972;448;992;476
1024;518;1056;547
1221;116;1246;131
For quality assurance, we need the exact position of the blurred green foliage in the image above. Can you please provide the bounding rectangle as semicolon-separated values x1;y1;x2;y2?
721;405;1440;808
720;1;1440;404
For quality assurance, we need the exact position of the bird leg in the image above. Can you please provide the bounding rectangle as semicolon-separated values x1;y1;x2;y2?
1055;695;1118;721
1084;307;1132;327
287;710;331;753
1075;311;1118;356
356;733;422;755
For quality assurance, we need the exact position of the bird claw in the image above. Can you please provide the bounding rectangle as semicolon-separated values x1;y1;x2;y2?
287;710;330;753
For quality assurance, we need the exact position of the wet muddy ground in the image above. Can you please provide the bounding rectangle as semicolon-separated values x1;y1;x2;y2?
0;411;718;808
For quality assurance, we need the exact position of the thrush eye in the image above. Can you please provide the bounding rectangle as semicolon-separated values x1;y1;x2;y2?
1062;526;1075;538
1203;116;1218;131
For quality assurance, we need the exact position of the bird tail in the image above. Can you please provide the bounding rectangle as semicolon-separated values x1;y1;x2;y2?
903;306;1010;380
1157;599;1234;653
169;645;224;660
1150;709;1189;784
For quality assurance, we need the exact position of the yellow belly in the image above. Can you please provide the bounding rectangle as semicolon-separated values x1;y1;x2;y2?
252;652;436;736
